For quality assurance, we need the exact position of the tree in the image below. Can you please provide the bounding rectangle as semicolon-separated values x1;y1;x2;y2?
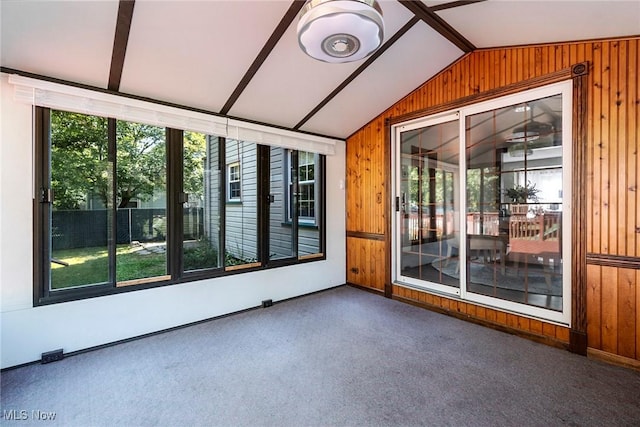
51;111;167;209
182;131;207;204
115;120;165;208
466;167;499;212
51;111;110;209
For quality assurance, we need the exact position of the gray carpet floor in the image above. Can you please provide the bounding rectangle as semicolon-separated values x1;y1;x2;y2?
2;285;639;427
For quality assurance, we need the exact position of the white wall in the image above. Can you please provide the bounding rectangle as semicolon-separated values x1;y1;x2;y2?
0;74;346;369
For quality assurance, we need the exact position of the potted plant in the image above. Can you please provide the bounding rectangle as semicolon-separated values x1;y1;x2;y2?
504;181;540;214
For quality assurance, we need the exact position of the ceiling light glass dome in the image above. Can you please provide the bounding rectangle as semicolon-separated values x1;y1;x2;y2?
297;0;384;63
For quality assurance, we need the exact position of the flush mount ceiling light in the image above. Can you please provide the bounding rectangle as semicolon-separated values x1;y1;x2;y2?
297;0;384;63
505;121;553;144
505;130;540;144
506;120;555;157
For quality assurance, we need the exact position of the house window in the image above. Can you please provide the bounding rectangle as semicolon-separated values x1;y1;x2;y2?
34;108;326;304
227;162;241;201
297;151;316;221
287;150;318;224
268;148;325;261
393;80;572;325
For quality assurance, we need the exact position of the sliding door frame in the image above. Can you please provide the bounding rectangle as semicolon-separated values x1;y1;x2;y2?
387;64;589;351
392;111;462;297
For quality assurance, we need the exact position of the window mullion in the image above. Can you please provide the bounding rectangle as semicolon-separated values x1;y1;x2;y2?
257;144;270;265
458;112;468;300
167;128;183;279
291;150;299;257
108;118;117;287
219;137;227;268
34;107;50;303
318;154;326;256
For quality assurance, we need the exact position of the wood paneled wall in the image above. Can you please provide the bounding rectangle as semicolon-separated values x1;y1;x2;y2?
346;38;640;365
346;237;385;292
392;285;571;347
346;116;388;235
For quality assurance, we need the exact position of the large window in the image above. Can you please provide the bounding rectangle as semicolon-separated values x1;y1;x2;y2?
393;81;572;324
48;111;111;290
183;131;221;272
35;108;325;304
225;141;258;269
115;120;168;285
283;150;323;258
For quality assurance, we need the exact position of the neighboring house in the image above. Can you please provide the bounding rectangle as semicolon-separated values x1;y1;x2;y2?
204;137;321;262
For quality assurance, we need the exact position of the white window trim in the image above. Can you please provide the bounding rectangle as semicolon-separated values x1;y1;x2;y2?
393;112;461;298
227;162;241;202
7;74;340;155
287;151;318;225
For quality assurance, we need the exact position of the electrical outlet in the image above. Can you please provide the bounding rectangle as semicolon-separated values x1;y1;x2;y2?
41;349;64;364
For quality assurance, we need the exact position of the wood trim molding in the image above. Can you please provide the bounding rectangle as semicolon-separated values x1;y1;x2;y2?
346;231;385;241
388;67;573;126
108;0;135;91
398;0;475;52
588;348;640;372
569;61;589;356
586;253;640;269
117;275;171;287
347;283;385;296
299;253;324;260
571;62;589;78
392;294;570;351
225;262;262;272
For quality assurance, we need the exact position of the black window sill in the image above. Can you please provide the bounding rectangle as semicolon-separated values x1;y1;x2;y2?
280;221;318;230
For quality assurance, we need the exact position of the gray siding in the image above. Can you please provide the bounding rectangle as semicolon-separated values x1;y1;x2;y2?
269;147;294;259
225;140;258;262
298;226;320;256
204;136;221;251
205;139;321;263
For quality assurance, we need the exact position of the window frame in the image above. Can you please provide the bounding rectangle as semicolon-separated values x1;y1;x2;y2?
226;162;242;202
286;150;319;226
33;108;327;306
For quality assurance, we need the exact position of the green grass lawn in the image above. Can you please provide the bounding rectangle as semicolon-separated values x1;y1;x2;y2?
51;245;166;289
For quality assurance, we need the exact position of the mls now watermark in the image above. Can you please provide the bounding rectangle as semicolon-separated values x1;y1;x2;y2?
3;409;57;421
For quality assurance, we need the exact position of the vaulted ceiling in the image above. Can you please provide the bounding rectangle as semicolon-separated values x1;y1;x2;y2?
2;0;638;140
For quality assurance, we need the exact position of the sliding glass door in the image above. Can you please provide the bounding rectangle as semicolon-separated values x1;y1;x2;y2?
392;81;572;324
465;94;565;312
395;113;461;295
